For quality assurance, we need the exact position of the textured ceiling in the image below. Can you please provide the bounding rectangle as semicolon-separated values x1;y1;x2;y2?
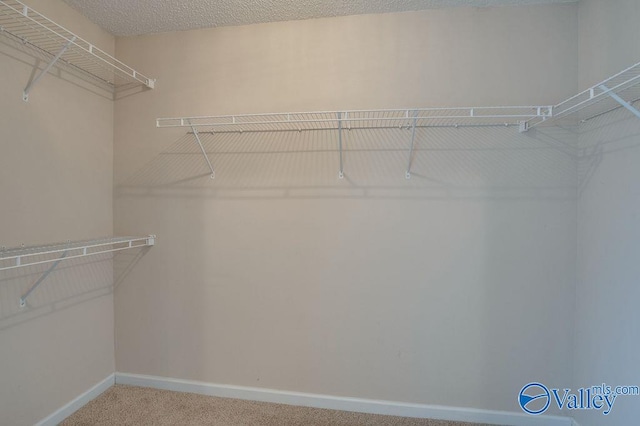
62;0;578;37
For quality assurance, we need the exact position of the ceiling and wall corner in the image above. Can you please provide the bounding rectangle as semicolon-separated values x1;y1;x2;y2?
62;0;578;36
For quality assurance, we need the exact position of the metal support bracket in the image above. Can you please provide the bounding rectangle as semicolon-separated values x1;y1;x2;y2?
190;125;215;179
519;121;529;133
337;112;344;179
599;85;640;119
23;36;76;101
19;248;69;308
405;112;418;179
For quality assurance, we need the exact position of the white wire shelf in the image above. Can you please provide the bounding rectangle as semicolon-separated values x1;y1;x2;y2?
0;235;155;272
156;62;640;179
157;107;551;180
0;236;155;307
0;0;155;98
527;60;640;128
157;106;551;132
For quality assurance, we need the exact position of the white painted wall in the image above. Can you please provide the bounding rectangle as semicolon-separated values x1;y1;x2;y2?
574;1;640;425
0;1;115;424
113;4;579;416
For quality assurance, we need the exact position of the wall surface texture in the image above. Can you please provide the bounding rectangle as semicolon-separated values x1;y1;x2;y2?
574;1;640;425
113;4;579;415
6;1;640;424
0;1;115;424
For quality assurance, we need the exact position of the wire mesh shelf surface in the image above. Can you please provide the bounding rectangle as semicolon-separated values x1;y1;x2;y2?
0;0;154;90
158;61;640;134
157;106;551;133
527;60;640;128
0;236;155;272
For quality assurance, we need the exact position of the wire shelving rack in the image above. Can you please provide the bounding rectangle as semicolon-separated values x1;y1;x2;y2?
0;236;155;307
526;60;640;129
0;0;155;100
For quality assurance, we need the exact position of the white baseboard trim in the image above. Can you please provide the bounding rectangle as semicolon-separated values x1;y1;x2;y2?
115;372;572;426
35;374;115;426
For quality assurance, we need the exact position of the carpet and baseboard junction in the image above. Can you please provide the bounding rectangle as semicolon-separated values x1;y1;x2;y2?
35;373;576;426
61;384;490;426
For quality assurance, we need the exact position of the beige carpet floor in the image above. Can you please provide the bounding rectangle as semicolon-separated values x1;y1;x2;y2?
61;385;496;426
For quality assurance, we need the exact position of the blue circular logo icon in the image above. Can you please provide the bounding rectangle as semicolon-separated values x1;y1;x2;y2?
519;382;550;415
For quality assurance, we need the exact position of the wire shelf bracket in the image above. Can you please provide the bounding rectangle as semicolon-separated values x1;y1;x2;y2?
19;247;69;307
190;125;215;179
22;35;75;101
405;111;418;179
337;112;344;179
599;84;640;119
0;235;155;308
0;0;155;101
